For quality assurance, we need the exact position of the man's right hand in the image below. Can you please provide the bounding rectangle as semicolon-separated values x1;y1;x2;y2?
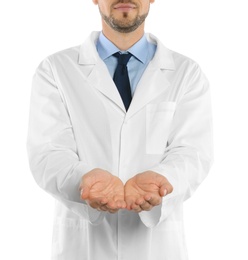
80;168;126;213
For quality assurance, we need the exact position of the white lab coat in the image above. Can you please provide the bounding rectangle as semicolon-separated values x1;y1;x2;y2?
27;31;213;260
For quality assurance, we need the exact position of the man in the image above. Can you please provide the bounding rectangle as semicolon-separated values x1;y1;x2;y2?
27;0;213;259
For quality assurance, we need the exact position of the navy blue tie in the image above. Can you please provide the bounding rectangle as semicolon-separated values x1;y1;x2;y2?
113;52;132;111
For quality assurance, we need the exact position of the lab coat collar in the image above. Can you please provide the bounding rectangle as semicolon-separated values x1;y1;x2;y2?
78;31;175;116
78;31;100;65
78;31;175;70
145;33;175;71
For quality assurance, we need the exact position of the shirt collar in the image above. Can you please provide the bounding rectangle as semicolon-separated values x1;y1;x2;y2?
96;32;148;64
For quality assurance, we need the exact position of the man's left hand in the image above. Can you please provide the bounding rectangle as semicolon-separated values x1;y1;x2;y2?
124;171;173;213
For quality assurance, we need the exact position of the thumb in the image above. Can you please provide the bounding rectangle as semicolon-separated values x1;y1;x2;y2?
80;185;90;200
159;183;173;197
79;173;95;200
159;184;167;197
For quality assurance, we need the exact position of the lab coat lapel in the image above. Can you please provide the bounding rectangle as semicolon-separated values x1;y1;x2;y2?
126;69;170;119
126;35;175;119
78;32;175;115
78;32;126;112
87;62;126;112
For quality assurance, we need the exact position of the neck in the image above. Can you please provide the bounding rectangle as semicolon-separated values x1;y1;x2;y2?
102;22;145;50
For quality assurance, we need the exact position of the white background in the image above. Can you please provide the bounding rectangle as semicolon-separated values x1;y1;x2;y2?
1;0;248;259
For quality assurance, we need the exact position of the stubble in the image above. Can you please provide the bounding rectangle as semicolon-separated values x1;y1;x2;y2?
99;8;148;33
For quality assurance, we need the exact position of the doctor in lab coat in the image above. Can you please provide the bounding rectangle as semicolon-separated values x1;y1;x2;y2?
27;0;213;259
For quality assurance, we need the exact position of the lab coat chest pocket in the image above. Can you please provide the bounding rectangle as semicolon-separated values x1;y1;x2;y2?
146;102;176;154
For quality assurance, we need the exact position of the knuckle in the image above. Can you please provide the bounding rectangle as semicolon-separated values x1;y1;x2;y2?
109;209;118;214
154;198;161;206
90;203;98;209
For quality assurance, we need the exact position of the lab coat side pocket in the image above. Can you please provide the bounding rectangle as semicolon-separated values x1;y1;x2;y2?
146;102;176;154
51;217;89;260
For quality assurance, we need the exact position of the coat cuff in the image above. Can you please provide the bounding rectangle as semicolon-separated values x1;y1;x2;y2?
139;164;187;228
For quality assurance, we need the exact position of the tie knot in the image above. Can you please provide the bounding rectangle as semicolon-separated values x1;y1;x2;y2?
113;52;132;66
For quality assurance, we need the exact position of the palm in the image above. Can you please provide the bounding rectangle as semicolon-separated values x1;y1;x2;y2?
87;173;124;201
125;171;169;212
81;169;125;212
125;172;160;199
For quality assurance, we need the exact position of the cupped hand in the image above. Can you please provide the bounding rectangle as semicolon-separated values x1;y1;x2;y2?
80;168;126;213
124;171;173;213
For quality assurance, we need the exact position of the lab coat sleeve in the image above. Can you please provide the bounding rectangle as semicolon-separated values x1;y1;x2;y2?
27;58;104;225
139;64;214;228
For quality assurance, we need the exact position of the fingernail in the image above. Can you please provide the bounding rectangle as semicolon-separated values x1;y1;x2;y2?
80;189;83;196
163;189;167;196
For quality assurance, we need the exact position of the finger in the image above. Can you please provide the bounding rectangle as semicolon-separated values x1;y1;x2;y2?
101;201;121;214
108;208;119;214
144;193;152;202
116;200;127;209
113;194;126;209
88;197;108;209
146;195;162;206
98;205;118;214
135;197;145;205
106;199;126;211
99;205;108;211
140;201;153;211
131;204;142;213
99;197;108;205
88;200;100;209
125;198;135;210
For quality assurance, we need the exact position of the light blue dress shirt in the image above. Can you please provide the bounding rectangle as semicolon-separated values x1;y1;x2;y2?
96;32;157;96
